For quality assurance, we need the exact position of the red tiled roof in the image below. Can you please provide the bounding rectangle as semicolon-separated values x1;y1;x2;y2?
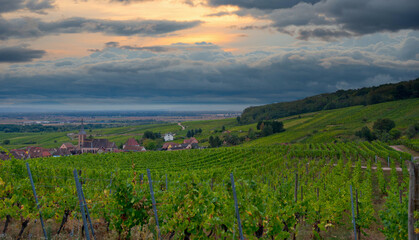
183;137;198;144
125;138;139;147
61;142;75;148
123;146;146;152
42;151;51;157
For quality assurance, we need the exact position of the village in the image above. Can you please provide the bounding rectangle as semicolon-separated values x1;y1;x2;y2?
0;121;201;160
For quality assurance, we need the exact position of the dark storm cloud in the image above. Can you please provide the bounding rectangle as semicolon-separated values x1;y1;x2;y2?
0;0;54;13
0;42;417;105
228;0;419;40
0;17;203;40
297;28;353;41
207;0;321;10
0;46;46;63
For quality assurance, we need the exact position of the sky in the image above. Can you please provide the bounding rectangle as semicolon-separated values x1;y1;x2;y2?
0;0;418;112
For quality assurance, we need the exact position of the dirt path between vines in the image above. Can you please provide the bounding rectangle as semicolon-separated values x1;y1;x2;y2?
390;145;419;160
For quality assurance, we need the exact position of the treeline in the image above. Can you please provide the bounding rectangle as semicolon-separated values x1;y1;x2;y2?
240;78;419;124
187;128;202;138
0;124;113;133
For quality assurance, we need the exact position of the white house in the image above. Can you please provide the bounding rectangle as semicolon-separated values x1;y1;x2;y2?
164;133;174;142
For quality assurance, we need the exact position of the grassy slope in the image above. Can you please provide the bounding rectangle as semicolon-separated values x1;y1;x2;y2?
242;98;419;146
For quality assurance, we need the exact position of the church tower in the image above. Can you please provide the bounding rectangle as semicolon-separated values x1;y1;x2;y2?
78;119;86;149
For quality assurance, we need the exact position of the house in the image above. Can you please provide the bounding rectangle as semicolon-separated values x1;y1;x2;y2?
60;142;75;151
168;143;200;151
80;139;117;153
183;137;198;144
77;120;117;153
51;148;72;157
0;151;9;160
123;138;146;152
26;147;51;158
162;142;181;150
164;133;174;142
10;149;27;159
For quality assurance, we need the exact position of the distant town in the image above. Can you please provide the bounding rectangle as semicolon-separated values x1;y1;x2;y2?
0;120;203;160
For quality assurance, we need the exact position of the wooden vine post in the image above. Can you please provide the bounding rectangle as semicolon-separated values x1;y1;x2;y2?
409;161;419;240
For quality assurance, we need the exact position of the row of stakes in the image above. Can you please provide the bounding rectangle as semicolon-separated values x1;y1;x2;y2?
26;156;413;240
25;162;244;240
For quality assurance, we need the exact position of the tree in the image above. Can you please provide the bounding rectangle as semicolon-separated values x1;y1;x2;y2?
214;136;222;147
143;139;157;150
389;129;401;140
270;121;284;133
143;131;156;139
355;127;376;141
405;124;418;139
236;116;241;124
209;136;214;147
222;126;226;131
257;121;263;130
154;132;161;139
373;119;395;133
248;128;255;139
209;136;222;148
224;134;240;145
261;125;273;137
257;121;284;134
187;130;192;138
3;139;10;145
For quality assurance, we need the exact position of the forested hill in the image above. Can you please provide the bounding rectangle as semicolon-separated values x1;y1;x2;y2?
240;77;419;124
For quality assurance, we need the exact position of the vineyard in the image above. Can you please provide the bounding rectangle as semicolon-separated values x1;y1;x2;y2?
0;141;414;239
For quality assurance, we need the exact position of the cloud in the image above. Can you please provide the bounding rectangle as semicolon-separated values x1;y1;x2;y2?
231;25;270;31
0;46;46;63
397;37;419;60
225;0;419;40
0;40;417;106
0;16;203;40
54;61;73;67
0;0;54;14
87;49;101;52
105;41;120;48
207;0;321;10
296;28;353;41
205;11;232;17
109;0;153;3
120;45;171;52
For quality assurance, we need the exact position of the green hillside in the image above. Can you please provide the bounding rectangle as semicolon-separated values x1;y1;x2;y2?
240;78;419;124
1;98;418;150
242;98;419;146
